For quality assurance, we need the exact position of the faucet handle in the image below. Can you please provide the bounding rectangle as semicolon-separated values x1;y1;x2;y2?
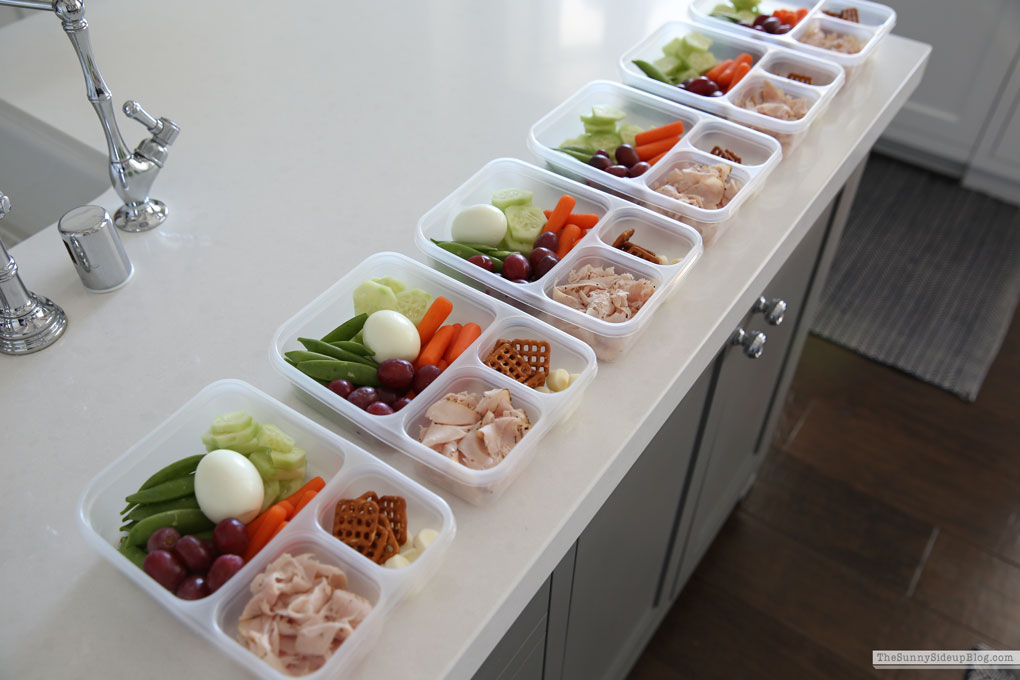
123;100;180;146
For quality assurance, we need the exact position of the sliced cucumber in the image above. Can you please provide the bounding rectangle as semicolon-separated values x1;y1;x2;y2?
662;36;687;58
353;280;398;317
681;32;713;55
260;478;280;511
591;105;627;122
587;132;624;155
257;423;295;453
270;446;306;471
505;204;546;240
210;411;253;435
688;50;717;75
278;477;306;499
491;188;533;210
272;466;306;481
372;276;406;294
249;450;276;481
653;54;685;77
205;421;258;453
395;289;433;326
619;123;644;147
583;119;618;135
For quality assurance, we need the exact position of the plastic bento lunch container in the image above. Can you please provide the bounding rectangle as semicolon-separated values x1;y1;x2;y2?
618;24;844;151
415;158;703;361
527;82;781;242
78;378;456;680
688;0;895;73
271;251;598;504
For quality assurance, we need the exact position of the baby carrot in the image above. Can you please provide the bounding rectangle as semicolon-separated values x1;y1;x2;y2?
416;323;459;369
566;213;599;230
716;60;739;89
244;504;287;561
292;489;318;517
735;52;753;67
634;121;685;147
557;224;582;259
281;476;326;506
269;520;288;540
704;58;732;83
542;194;576;234
635;135;680;162
728;62;751;91
648;150;668;165
416;296;453;346
444;323;481;363
795;7;808;23
438;359;449;371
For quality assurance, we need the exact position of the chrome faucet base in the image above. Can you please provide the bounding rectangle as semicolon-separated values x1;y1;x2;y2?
114;199;167;232
0;292;67;355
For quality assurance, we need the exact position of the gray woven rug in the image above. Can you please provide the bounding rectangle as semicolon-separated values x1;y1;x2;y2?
812;154;1020;402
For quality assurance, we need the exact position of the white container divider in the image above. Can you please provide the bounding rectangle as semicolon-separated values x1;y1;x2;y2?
687;0;895;71
78;378;456;680
618;24;845;151
527;81;781;241
415;158;703;361
270;251;599;504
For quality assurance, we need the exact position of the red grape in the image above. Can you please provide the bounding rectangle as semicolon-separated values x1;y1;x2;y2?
327;379;353;398
762;16;781;33
529;247;556;270
628;162;651;178
532;253;560;279
213;518;248;556
367;401;395;416
175;574;209;600
534;231;559;252
588;154;611;171
593;149;610;158
684;76;721;96
375;387;401;404
376;358;414;391
605;164;629;177
392;397;412;412
413;365;442;393
146;527;180;554
614;144;640;168
467;254;494;271
207;554;245;593
501;253;531;281
347;386;379;410
752;13;769;27
776;23;791;33
173;535;214;573
143;550;187;591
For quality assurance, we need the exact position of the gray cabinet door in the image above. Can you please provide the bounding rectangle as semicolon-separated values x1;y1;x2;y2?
672;201;835;595
473;578;550;680
558;367;712;680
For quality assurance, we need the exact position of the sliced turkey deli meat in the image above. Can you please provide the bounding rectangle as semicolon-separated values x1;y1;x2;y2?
552;264;656;322
419;388;530;470
735;78;811;121
798;25;863;54
237;552;372;677
652;162;742;210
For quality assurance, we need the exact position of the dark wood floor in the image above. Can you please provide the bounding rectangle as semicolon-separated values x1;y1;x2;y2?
628;310;1020;679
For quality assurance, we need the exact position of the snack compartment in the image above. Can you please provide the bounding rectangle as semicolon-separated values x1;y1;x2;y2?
593;206;703;273
213;532;387;680
639;147;757;226
757;51;842;87
398;363;553;502
683;118;779;166
724;72;830;151
791;15;878;55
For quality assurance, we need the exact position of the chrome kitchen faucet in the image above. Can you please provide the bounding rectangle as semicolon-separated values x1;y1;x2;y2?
1;0;179;232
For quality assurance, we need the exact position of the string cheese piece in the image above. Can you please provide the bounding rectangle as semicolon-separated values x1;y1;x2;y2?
414;528;438;552
384;554;411;569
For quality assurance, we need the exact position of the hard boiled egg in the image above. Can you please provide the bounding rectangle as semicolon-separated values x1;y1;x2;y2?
451;204;507;246
362;310;421;362
194;449;265;523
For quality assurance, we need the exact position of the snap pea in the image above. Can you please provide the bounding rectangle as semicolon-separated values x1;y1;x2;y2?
632;59;671;84
297;359;380;385
433;241;504;273
320;313;368;343
285;350;339;364
124;475;195;505
329;340;373;356
298;337;377;367
125;494;201;522
119;520;138;532
121;453;205;515
555;146;594;163
119;541;147;569
125;508;214;547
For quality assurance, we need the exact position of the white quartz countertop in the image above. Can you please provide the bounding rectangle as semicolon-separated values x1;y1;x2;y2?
0;2;929;678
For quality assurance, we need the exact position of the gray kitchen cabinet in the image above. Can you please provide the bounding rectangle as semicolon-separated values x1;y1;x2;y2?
671;198;835;595
478;162;866;680
556;366;713;680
